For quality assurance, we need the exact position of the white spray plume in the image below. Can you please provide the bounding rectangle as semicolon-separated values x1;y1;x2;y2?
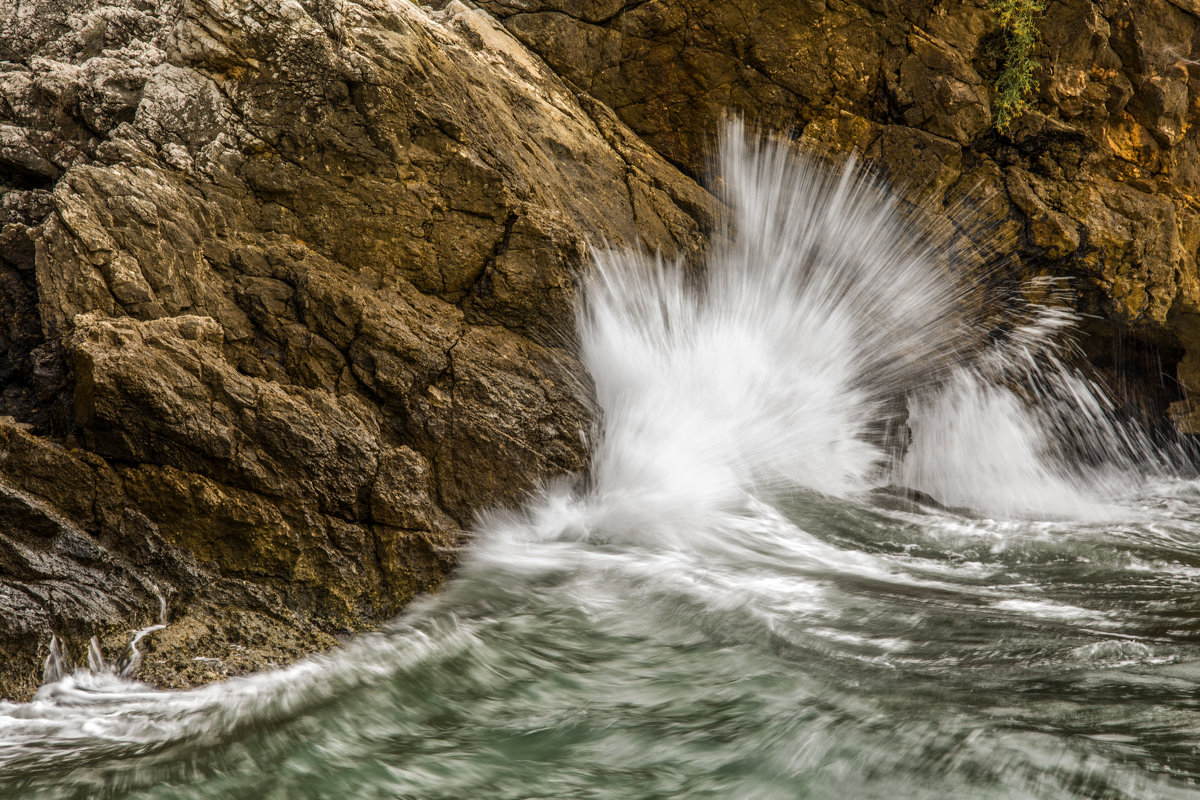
577;120;972;533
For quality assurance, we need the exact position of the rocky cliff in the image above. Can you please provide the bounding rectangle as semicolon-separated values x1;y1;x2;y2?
2;0;1199;699
475;0;1200;428
0;0;710;699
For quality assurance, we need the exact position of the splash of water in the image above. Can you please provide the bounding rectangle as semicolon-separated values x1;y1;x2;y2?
0;121;1193;800
897;293;1186;519
576;120;1168;535
571;122;978;543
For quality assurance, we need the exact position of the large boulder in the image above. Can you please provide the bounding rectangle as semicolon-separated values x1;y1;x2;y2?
0;0;712;698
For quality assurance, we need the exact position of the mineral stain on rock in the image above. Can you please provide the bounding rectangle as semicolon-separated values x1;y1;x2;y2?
2;0;1200;699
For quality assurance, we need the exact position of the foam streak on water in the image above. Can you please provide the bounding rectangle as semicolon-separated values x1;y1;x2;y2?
3;122;1200;800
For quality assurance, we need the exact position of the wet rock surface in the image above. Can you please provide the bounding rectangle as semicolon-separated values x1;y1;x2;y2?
475;0;1200;428
0;0;711;698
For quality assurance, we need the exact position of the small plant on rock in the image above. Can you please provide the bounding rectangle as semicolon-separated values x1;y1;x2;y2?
989;0;1046;134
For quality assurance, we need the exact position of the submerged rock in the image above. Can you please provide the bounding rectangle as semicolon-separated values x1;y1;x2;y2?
0;0;711;698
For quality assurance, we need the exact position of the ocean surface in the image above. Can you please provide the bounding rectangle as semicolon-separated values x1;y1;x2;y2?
4;123;1200;800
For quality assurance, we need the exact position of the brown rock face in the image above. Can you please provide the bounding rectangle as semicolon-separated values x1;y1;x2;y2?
0;0;712;698
475;0;1200;428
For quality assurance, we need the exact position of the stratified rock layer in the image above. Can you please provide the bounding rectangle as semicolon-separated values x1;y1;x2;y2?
475;0;1200;426
0;0;712;698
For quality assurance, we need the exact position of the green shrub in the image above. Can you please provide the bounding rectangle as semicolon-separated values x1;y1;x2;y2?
989;0;1045;134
